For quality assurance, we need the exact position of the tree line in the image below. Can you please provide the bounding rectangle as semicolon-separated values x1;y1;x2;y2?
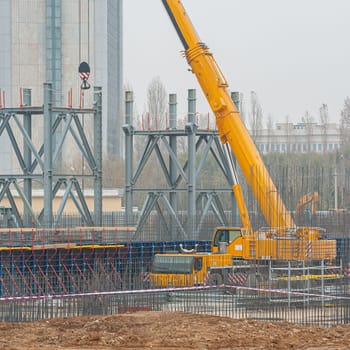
100;77;350;215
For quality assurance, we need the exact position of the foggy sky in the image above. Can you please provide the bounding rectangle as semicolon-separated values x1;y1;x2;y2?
124;0;350;127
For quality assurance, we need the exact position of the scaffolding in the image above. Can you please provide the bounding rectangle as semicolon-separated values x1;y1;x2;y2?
268;260;345;306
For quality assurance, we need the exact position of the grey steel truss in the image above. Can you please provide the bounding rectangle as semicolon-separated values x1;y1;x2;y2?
0;83;102;228
124;89;241;241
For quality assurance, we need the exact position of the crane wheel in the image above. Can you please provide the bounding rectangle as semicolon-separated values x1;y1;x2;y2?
207;273;223;286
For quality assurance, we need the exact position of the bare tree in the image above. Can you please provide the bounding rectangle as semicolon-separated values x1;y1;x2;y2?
133;113;150;160
249;91;263;140
284;115;291;152
103;158;125;188
319;103;329;153
238;92;246;124
340;97;350;150
266;114;274;152
302;110;314;152
147;76;167;129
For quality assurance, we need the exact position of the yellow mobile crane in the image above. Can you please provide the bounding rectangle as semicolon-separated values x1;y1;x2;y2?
150;0;336;287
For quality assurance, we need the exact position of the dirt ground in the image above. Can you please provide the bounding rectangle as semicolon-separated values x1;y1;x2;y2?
0;311;350;350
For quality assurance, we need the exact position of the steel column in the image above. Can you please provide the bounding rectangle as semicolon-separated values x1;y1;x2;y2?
43;83;53;227
124;91;134;225
186;89;197;238
169;93;177;239
94;87;103;226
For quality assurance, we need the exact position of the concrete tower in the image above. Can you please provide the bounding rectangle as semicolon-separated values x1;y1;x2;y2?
0;0;123;174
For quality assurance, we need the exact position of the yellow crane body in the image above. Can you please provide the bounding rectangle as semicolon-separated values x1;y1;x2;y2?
211;227;336;261
151;1;338;287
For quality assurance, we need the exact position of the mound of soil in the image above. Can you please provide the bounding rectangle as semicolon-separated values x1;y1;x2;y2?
0;312;349;349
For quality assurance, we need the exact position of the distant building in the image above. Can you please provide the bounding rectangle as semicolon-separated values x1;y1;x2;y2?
0;0;123;174
254;122;341;154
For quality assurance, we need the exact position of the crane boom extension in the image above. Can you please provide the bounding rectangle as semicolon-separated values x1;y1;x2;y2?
161;0;294;230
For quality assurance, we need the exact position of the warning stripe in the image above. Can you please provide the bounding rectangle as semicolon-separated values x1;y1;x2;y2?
79;72;90;80
227;273;247;285
306;240;312;258
204;271;211;284
141;272;150;282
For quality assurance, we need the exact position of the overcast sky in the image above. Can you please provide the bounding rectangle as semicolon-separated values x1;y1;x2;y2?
124;0;350;127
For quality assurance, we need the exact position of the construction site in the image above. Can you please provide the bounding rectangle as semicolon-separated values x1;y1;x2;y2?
1;0;350;349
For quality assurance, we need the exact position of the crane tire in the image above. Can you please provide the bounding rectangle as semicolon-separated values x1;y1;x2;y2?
207;273;223;286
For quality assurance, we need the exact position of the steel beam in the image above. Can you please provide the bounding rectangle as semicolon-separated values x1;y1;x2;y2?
43;83;53;227
124;91;134;226
93;87;103;226
187;89;197;238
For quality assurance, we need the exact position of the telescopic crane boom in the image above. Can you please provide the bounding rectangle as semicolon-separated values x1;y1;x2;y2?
148;2;336;288
161;0;294;231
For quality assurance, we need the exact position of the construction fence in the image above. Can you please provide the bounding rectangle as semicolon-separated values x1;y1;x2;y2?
0;212;350;325
1;285;350;327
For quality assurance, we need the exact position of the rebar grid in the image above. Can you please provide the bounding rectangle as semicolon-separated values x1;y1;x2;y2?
1;286;350;327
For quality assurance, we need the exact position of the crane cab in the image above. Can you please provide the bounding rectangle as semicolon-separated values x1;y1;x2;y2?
212;227;247;258
149;252;232;288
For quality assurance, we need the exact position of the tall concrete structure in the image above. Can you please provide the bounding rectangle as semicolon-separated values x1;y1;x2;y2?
0;0;123;174
0;0;13;173
95;0;123;159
